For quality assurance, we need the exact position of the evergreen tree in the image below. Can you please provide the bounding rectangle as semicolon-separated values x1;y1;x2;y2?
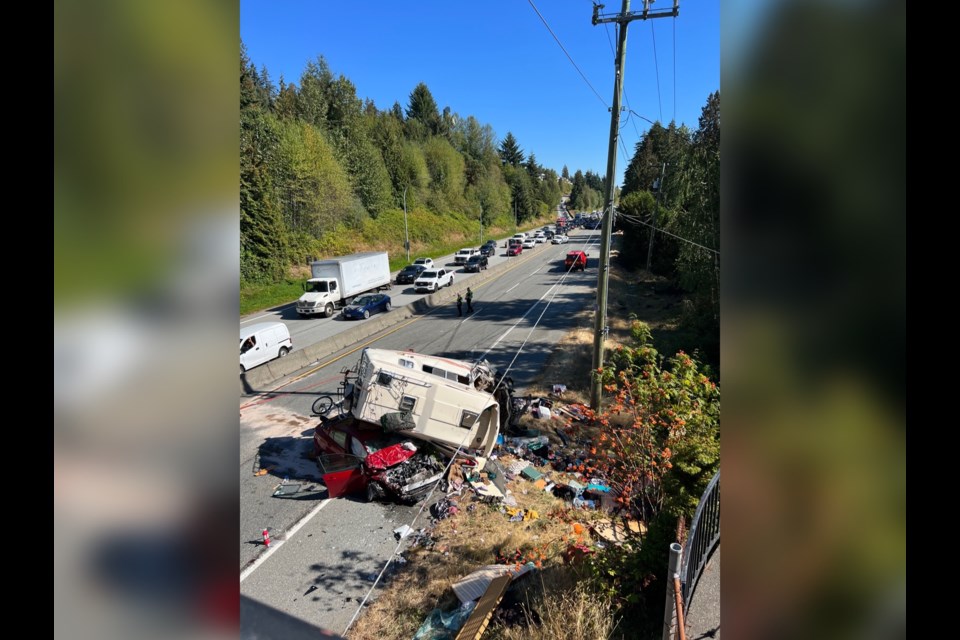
498;132;524;167
406;82;442;136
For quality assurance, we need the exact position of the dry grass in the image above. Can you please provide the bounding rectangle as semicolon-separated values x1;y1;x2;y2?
490;582;619;640
347;237;686;639
347;464;613;640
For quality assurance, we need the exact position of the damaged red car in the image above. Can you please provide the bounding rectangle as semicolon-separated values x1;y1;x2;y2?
314;414;446;503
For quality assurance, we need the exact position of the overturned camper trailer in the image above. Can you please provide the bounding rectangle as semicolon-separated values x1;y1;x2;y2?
339;348;512;458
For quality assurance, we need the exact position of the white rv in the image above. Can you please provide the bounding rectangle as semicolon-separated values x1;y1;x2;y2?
342;348;506;457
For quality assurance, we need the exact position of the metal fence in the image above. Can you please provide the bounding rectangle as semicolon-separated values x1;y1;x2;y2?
681;469;720;607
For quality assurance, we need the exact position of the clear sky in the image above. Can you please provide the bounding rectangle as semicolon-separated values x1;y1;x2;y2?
240;0;719;184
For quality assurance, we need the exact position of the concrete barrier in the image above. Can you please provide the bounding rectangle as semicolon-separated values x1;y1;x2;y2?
242;239;551;391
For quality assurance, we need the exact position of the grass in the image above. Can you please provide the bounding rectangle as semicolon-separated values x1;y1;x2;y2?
345;233;694;639
347;466;617;640
240;215;557;316
240;279;306;316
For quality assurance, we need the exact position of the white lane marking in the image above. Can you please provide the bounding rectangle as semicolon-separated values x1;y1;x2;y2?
240;498;332;583
475;282;560;359
241;304;294;324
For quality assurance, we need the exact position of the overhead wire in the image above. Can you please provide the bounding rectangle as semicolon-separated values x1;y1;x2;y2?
343;227;606;635
672;17;677;124
616;212;720;255
528;0;608;108
650;21;663;123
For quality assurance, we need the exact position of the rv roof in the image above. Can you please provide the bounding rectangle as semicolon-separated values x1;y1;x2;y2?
364;348;473;373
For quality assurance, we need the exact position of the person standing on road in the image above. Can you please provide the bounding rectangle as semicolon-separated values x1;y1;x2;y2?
456;292;463;317
466;287;474;314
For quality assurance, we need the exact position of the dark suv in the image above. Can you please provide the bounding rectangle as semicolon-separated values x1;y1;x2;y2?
479;241;497;257
464;254;489;272
396;264;427;285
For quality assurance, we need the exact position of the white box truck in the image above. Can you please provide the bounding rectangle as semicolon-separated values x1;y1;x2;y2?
297;252;391;318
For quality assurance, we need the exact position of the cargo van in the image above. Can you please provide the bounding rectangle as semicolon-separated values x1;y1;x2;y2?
240;322;292;372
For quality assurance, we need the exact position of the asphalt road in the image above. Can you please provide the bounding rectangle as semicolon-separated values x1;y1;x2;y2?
239;229;560;354
239;228;601;634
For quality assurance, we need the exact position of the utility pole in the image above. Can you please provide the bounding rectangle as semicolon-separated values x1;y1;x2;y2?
590;0;679;411
402;185;410;262
514;198;518;231
645;161;666;271
479;204;484;245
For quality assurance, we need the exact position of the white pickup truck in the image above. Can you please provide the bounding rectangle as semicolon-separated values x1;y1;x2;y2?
454;248;479;265
414;268;454;292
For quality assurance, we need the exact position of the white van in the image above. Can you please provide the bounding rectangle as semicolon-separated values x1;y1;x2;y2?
240;322;292;372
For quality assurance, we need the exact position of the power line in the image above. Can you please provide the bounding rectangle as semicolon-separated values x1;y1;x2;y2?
343;231;605;635
617;213;720;255
672;18;677;124
650;21;663;123
628;109;656;126
528;0;608;108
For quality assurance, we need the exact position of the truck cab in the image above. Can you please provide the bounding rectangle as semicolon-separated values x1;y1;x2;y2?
297;279;340;317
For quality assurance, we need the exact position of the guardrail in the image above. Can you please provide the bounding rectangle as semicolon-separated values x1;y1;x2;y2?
681;469;720;608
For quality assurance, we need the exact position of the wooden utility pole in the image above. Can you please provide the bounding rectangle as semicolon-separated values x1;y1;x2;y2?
590;0;679;410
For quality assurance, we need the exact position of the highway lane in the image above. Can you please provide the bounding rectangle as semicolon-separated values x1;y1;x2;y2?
239;226;565;356
239;229;600;632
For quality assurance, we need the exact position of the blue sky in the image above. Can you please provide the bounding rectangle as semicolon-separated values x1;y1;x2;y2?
241;1;719;184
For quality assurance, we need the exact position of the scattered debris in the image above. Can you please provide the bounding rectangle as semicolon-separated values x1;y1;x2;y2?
455;573;512;640
413;601;476;640
451;563;535;604
393;524;413;540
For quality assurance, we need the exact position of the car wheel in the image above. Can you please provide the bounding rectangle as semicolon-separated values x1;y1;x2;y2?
433;284;439;293
363;310;370;319
324;304;334;317
385;302;392;312
279;347;289;357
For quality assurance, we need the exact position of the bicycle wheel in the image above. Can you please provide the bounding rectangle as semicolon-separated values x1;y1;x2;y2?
312;395;334;416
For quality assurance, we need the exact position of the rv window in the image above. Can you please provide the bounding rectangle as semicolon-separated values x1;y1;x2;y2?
400;396;417;413
445;370;460;382
422;365;447;380
377;371;394;387
459;410;479;429
398;358;415;369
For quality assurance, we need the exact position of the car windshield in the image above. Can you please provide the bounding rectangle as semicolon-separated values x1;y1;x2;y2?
353;296;375;305
468;256;480;262
402;266;419;273
420;271;437;278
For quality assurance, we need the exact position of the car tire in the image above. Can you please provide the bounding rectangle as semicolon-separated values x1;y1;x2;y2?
363;310;370;319
279;347;289;357
324;304;334;318
385;302;392;312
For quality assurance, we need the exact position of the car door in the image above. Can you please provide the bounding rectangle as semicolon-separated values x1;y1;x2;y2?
241;333;267;369
319;453;367;498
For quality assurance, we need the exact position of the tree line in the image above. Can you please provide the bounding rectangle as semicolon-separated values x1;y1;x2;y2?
241;44;566;284
616;92;721;363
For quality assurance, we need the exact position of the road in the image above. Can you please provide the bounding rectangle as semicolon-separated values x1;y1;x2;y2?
240;229;555;355
239;228;600;635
